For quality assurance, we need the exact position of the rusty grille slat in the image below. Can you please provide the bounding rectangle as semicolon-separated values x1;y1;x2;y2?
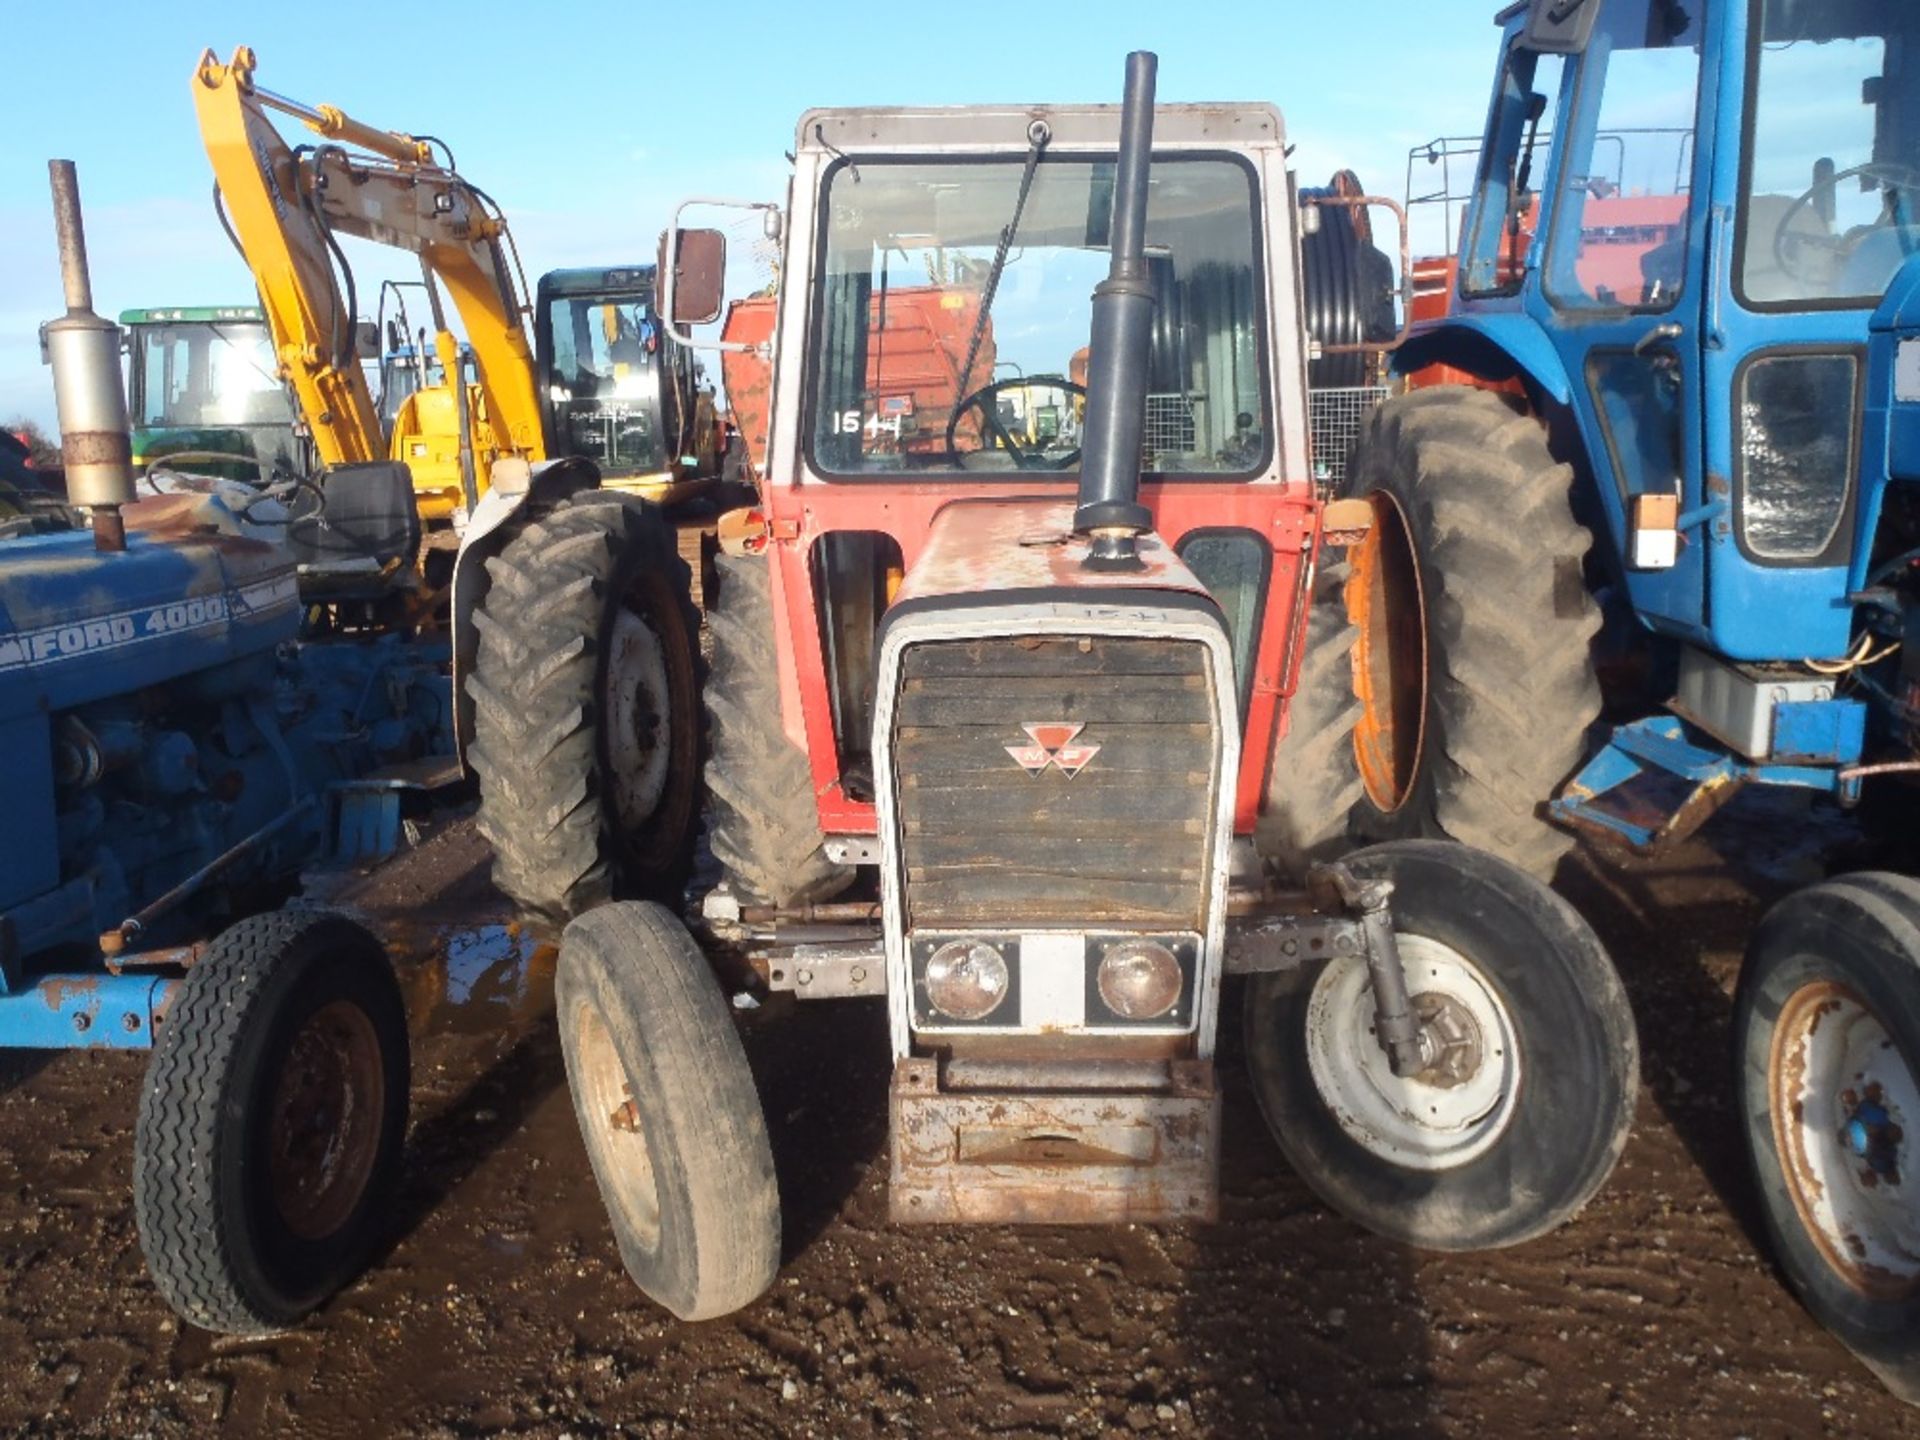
892;636;1217;931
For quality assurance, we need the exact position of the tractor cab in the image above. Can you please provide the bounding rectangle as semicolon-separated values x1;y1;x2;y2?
666;109;1311;810
119;306;302;482
1415;0;1920;664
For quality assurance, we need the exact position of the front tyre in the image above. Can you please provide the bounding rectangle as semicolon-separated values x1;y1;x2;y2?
1736;874;1920;1402
1244;840;1637;1250
556;901;781;1320
133;912;410;1335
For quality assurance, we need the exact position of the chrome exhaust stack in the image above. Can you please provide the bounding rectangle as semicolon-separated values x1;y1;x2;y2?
44;159;135;553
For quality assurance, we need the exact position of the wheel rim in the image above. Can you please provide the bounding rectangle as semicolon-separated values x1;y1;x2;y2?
1346;489;1428;814
1304;935;1522;1172
604;604;673;832
1769;980;1920;1300
268;999;386;1242
571;996;662;1251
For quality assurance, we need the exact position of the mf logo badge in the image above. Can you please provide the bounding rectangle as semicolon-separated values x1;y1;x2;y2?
1006;722;1100;779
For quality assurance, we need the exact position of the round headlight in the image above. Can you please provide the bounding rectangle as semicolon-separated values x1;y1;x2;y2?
924;940;1011;1022
1097;940;1183;1020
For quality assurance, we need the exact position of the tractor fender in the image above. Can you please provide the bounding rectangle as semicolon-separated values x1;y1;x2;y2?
449;458;601;764
1392;315;1575;408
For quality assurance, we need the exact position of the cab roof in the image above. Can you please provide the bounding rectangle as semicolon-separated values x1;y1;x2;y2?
117;305;264;325
796;102;1286;156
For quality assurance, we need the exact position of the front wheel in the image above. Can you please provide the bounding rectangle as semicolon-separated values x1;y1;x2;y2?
133;911;410;1335
1244;840;1637;1250
557;901;781;1320
1736;873;1920;1402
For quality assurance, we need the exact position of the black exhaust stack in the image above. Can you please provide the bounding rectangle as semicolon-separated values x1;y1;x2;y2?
1074;50;1158;571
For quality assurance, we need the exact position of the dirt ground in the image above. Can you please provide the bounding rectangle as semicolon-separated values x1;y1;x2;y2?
1;799;1917;1439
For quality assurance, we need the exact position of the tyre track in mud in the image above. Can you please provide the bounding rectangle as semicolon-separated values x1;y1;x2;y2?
0;800;1917;1437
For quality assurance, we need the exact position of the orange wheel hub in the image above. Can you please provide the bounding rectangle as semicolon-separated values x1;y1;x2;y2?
1345;490;1428;813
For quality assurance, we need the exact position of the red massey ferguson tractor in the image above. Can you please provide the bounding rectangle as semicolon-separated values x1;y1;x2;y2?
541;54;1643;1321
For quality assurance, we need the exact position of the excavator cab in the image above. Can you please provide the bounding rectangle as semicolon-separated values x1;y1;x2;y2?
534;267;719;497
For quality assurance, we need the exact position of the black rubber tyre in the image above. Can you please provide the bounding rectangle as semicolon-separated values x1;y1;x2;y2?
1243;840;1637;1250
1255;557;1365;881
704;551;853;906
556;901;781;1320
1339;387;1603;880
1735;873;1920;1402
133;911;409;1335
468;493;704;930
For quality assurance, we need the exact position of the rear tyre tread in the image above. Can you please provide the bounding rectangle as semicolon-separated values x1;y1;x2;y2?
1255;559;1366;879
1343;387;1604;879
704;552;852;907
468;495;703;929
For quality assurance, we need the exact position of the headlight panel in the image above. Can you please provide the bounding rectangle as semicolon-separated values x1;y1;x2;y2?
908;932;1198;1033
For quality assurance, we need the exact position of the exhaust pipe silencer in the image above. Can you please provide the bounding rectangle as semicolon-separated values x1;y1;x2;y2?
44;159;135;551
1073;51;1158;570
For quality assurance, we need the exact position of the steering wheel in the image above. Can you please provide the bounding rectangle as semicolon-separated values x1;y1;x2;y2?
945;376;1088;471
1773;162;1920;281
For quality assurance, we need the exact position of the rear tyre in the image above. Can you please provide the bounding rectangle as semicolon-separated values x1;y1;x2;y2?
1735;873;1920;1401
1339;387;1603;880
557;901;781;1320
468;493;704;930
134;911;409;1335
704;551;853;906
1243;840;1637;1249
1254;558;1365;881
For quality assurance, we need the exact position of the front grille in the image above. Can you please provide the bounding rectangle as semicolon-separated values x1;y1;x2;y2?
890;635;1220;930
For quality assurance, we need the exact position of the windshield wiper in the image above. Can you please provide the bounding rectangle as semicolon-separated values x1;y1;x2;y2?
954;119;1052;401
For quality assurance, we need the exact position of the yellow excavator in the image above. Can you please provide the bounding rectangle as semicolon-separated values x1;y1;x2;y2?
191;45;722;530
191;47;728;933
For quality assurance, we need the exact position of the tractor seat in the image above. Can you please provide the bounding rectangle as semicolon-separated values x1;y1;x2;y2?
286;460;422;599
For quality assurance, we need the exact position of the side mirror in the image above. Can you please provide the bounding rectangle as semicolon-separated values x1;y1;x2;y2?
354;319;381;357
659;227;727;327
1523;0;1600;54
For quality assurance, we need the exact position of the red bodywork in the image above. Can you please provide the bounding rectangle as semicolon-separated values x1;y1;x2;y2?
753;469;1320;840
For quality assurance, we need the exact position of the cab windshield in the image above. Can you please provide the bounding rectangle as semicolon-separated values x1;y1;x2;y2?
1740;1;1920;307
544;292;669;472
131;321;293;430
809;156;1266;478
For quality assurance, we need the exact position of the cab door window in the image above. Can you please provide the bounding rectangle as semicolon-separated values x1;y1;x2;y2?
1461;43;1565;297
1544;0;1703;313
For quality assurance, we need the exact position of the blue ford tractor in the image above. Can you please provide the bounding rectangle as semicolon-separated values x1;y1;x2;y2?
1298;0;1920;1398
3;163;452;1336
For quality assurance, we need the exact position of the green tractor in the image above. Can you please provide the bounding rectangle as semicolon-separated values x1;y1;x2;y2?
119;305;305;483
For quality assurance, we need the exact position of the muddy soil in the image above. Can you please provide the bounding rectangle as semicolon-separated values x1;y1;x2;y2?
1;796;1917;1439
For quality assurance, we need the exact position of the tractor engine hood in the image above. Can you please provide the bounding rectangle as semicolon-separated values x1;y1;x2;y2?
886;498;1217;622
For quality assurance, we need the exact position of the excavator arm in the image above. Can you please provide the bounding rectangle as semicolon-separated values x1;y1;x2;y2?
191;46;545;479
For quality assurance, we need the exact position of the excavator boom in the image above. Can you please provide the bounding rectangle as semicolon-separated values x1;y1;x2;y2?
191;46;545;481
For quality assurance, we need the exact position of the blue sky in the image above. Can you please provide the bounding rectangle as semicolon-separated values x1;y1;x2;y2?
0;0;1504;430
